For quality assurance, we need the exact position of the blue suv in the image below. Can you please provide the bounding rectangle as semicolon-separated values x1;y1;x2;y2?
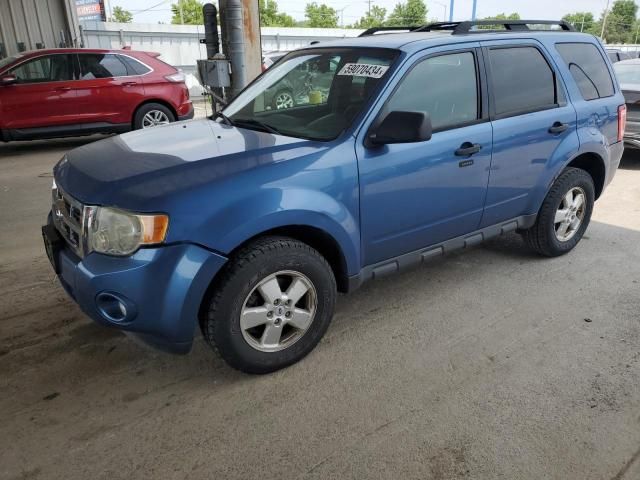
43;21;626;373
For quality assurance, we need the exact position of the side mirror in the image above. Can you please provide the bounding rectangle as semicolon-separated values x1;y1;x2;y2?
366;111;432;147
0;74;17;86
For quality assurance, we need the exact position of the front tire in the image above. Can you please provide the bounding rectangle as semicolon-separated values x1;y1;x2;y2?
522;167;595;257
203;236;337;374
133;103;176;130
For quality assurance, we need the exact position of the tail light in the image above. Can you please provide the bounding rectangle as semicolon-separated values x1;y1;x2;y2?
165;71;186;83
618;104;627;142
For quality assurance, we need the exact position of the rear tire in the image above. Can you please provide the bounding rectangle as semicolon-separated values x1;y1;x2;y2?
522;167;595;257
203;236;337;374
133;103;175;130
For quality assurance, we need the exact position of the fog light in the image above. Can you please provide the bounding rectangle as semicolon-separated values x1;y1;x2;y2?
96;292;136;323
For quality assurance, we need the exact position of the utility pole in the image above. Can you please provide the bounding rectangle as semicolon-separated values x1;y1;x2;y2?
433;1;447;22
449;0;454;22
601;0;610;38
179;2;185;24
471;0;477;21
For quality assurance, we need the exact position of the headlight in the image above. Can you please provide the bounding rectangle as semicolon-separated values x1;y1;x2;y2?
88;207;169;256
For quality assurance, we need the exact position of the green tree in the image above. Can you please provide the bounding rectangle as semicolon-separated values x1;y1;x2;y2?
476;12;520;29
111;6;133;23
304;3;338;28
562;12;595;32
353;6;387;29
171;0;204;25
611;0;638;25
386;0;428;27
596;0;638;43
260;0;295;27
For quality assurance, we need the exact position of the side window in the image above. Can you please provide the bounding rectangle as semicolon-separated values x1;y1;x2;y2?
488;47;556;117
119;55;151;75
556;43;615;101
385;51;479;131
10;55;72;83
78;54;128;79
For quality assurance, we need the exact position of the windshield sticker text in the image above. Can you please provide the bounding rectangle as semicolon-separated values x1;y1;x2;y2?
337;63;389;78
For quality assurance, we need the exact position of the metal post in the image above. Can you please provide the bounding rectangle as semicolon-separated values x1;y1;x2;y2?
221;0;261;98
203;3;220;58
471;0;477;21
449;0;454;22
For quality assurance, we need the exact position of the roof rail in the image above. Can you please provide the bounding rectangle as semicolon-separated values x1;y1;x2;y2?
358;26;421;37
415;20;575;34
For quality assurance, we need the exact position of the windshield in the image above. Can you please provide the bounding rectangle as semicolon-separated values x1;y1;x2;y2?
222;48;399;141
614;63;640;85
0;55;22;71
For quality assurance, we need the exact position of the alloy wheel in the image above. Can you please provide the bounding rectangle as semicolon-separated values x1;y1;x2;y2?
275;92;294;109
240;270;317;352
142;110;171;128
554;186;586;242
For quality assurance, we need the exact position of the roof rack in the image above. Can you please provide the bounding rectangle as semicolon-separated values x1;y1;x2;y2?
358;26;421;37
417;20;575;34
358;20;574;37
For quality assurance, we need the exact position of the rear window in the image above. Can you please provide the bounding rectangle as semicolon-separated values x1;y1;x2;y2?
120;55;151;75
79;53;128;79
488;46;556;117
557;43;615;100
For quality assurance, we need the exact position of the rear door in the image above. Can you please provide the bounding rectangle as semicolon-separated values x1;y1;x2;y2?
479;41;578;226
2;54;77;129
74;53;146;126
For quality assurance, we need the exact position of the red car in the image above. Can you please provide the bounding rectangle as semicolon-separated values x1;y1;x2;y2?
0;48;193;141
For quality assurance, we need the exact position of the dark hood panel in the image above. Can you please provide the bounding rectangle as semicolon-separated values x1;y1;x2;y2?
54;119;319;210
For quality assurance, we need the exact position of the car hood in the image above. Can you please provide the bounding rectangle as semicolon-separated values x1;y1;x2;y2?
54;119;321;209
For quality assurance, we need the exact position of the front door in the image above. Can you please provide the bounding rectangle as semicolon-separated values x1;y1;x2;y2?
2;54;77;129
357;47;492;266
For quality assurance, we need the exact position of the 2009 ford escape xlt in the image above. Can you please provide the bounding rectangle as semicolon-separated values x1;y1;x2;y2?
43;21;626;373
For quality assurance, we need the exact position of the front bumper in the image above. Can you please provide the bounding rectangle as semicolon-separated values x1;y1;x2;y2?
50;221;227;353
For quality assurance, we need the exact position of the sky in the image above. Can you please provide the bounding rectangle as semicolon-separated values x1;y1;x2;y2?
105;0;616;26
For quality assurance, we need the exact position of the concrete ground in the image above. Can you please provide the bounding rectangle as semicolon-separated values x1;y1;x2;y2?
0;135;639;480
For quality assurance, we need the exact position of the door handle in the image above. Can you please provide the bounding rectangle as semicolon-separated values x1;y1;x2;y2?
548;122;569;134
455;142;482;156
122;81;137;86
55;86;71;91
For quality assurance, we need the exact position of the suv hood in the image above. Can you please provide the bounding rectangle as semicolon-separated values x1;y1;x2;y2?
54;119;320;209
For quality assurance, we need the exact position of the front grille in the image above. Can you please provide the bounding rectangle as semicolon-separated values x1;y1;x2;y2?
52;185;88;258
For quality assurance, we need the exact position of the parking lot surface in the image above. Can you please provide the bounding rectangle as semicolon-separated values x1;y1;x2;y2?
1;136;639;480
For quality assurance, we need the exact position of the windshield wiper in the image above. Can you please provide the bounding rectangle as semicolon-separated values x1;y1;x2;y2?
213;111;234;126
232;118;283;135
